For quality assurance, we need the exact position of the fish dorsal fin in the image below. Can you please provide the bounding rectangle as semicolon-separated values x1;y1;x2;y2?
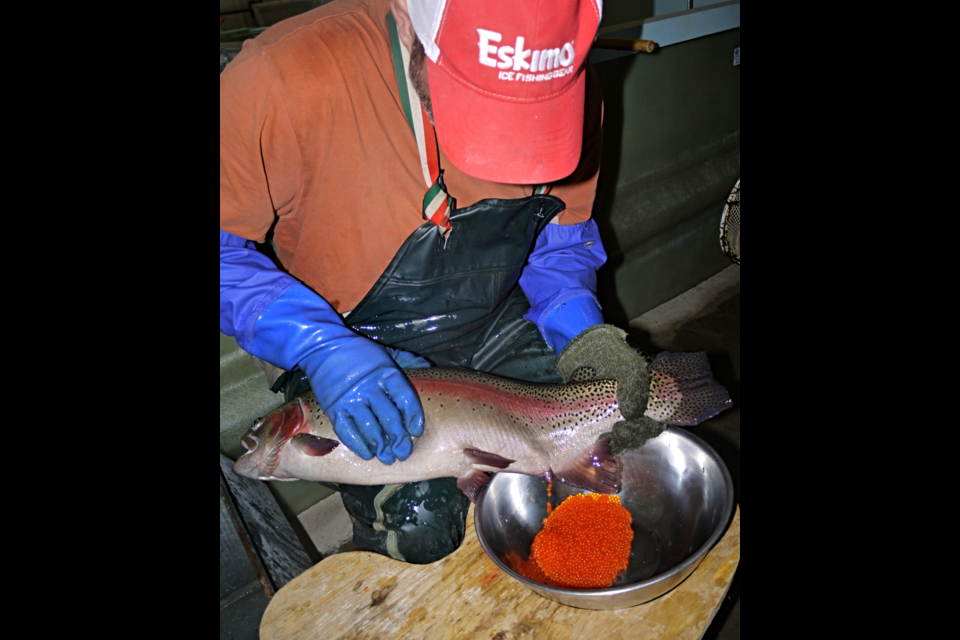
292;434;341;457
645;352;733;426
457;470;492;504
552;439;623;495
570;366;598;383
464;449;515;469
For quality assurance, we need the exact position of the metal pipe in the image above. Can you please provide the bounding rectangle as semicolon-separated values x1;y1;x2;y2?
593;38;658;54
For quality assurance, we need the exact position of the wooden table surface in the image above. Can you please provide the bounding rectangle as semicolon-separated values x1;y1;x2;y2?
261;506;740;640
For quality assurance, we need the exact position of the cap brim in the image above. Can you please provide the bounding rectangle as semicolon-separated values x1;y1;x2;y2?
429;60;586;185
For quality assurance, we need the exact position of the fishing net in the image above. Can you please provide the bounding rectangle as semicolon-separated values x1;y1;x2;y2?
720;180;740;265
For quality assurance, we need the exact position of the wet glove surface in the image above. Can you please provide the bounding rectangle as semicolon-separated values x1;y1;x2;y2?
303;343;425;465
555;324;665;455
251;283;430;465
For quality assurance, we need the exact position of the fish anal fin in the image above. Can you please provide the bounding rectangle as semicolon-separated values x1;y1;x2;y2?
553;439;623;495
457;470;492;504
292;433;340;457
464;449;515;470
646;352;733;426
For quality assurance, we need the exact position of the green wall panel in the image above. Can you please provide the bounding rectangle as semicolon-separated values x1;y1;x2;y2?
592;28;740;323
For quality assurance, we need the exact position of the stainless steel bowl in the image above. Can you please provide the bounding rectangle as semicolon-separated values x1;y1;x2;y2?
475;427;735;610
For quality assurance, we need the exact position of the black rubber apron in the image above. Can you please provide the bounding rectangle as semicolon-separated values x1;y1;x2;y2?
348;195;566;382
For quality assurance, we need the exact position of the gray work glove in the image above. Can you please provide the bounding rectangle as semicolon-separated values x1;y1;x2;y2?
556;325;666;455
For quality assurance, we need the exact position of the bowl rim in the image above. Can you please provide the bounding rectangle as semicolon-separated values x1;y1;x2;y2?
474;426;736;599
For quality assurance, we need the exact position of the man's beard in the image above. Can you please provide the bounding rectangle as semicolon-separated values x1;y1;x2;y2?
409;37;435;125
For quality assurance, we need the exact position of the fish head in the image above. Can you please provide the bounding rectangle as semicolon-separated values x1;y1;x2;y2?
233;398;308;481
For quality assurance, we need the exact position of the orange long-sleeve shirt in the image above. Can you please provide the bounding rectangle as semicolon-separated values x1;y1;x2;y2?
220;0;602;313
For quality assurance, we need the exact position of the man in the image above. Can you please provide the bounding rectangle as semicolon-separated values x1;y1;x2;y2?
221;0;653;564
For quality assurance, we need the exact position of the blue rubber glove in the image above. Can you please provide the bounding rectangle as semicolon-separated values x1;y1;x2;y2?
252;284;427;465
221;230;298;344
541;295;605;355
221;230;427;464
519;220;608;354
385;348;433;371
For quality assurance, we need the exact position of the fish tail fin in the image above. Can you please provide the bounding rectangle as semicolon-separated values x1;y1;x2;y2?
645;352;733;426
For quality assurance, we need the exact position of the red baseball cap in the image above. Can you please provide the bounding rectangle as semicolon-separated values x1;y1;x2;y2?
408;0;603;185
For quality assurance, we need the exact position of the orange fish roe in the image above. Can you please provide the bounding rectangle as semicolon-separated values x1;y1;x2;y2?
505;551;552;585
530;493;634;590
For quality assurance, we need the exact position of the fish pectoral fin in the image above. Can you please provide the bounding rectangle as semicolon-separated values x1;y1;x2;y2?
553;439;623;495
464;449;515;470
292;434;341;457
457;470;492;504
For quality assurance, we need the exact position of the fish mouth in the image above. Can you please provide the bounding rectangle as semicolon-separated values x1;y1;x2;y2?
232;400;307;481
233;424;269;480
232;418;269;479
241;434;258;452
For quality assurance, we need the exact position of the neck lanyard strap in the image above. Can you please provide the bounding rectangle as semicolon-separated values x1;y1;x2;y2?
388;12;455;235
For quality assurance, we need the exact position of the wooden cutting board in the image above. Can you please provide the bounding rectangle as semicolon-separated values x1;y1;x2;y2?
261;506;740;640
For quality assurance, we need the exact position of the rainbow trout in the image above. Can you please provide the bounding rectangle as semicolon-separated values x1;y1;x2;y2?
233;368;626;502
232;356;731;502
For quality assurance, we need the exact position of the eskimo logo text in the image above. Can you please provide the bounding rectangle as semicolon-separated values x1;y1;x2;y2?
478;29;575;82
